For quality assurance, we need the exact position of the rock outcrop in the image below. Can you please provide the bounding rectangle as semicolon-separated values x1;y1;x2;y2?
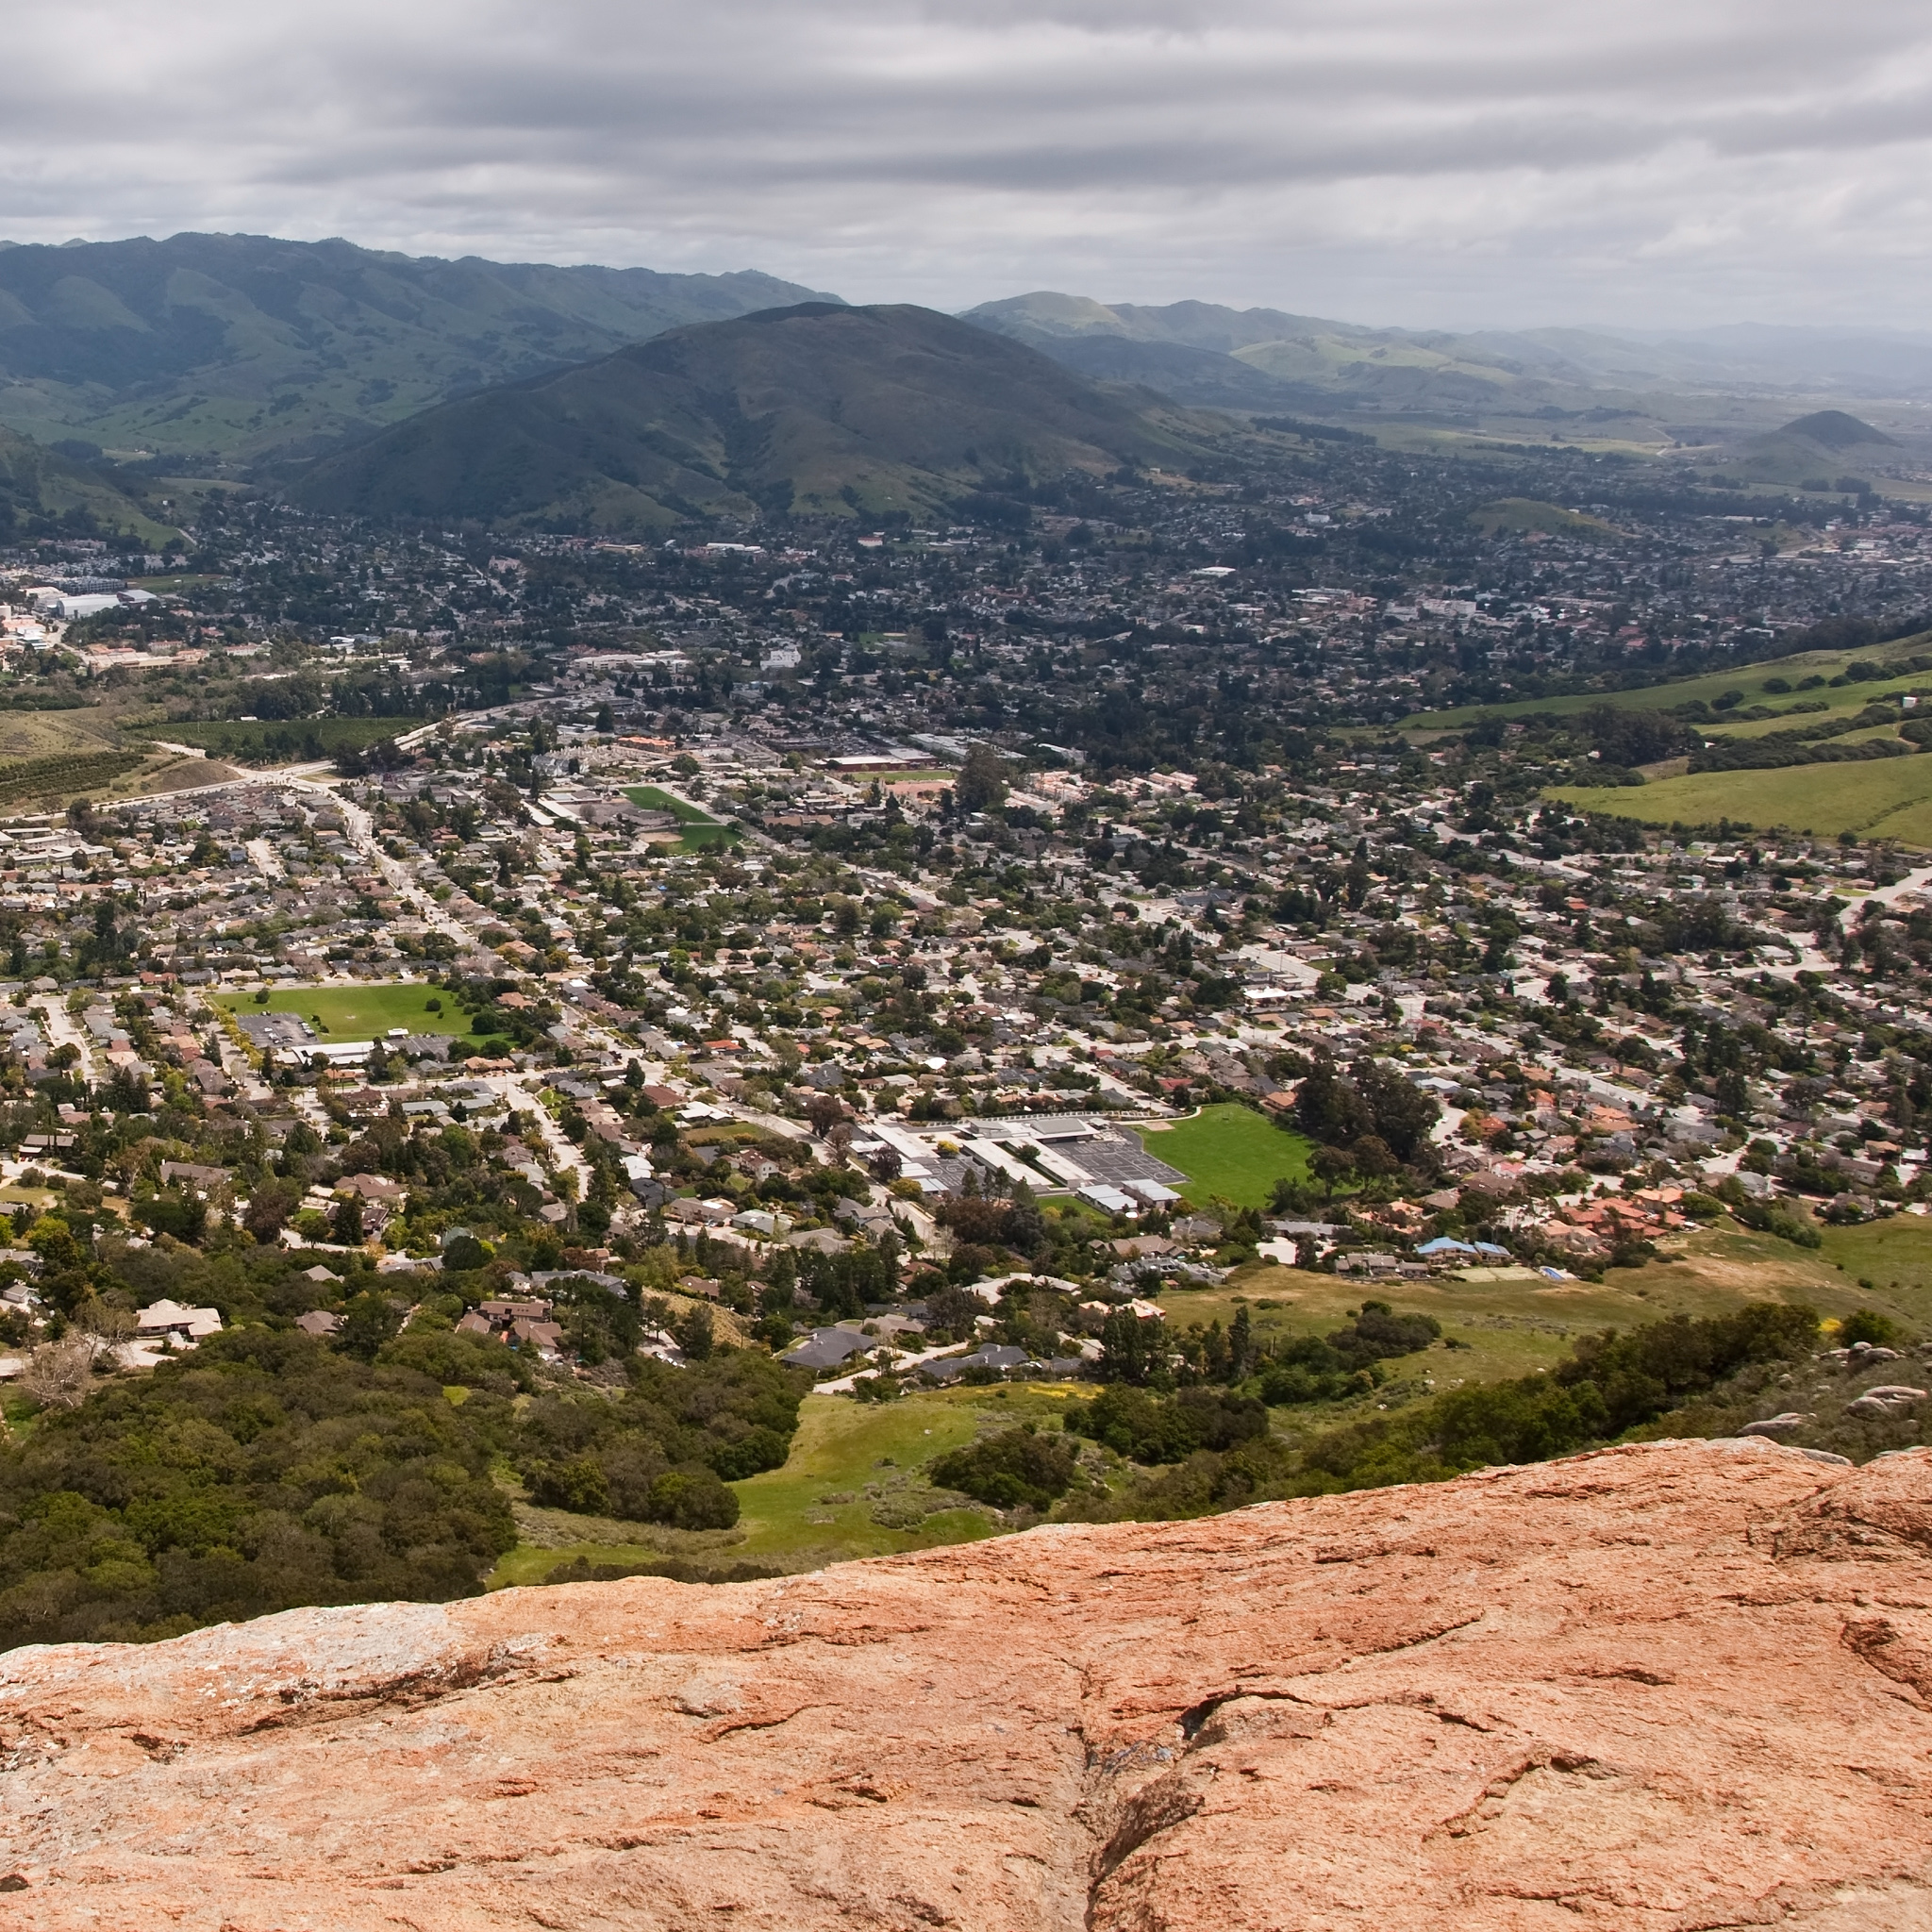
6;1440;1932;1928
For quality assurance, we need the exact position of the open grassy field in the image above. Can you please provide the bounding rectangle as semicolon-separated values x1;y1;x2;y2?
1468;499;1624;541
1402;634;1932;732
126;716;421;764
485;1388;1092;1586
1139;1102;1314;1208
480;1213;1932;1588
724;1391;1000;1565
623;784;739;853
1816;1214;1932;1323
215;982;480;1041
0;705;118;762
1545;748;1932;843
1165;1220;1898;1386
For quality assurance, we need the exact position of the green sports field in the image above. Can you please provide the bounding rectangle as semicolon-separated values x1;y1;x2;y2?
216;983;479;1041
1139;1102;1315;1209
624;785;739;853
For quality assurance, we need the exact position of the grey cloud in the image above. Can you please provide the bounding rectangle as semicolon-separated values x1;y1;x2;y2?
4;0;1932;326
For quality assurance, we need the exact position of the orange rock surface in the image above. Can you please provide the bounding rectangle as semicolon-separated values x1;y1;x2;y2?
5;1439;1932;1928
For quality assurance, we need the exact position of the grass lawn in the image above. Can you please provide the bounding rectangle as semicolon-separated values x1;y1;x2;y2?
1140;1102;1314;1209
1545;749;1932;844
216;982;480;1041
1468;499;1624;541
624;784;740;853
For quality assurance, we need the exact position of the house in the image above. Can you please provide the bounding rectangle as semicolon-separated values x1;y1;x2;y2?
478;1298;553;1328
781;1326;884;1372
922;1343;1032;1384
136;1299;224;1342
294;1309;343;1338
666;1197;737;1226
159;1161;229;1192
510;1318;567;1356
334;1172;408;1204
1336;1252;1403;1277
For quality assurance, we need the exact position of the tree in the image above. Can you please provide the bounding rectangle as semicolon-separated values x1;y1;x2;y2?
330;1197;364;1246
1354;1058;1440;1164
1229;1303;1255;1380
20;1333;95;1409
924;1280;985;1342
336;1291;403;1361
245;1178;302;1242
673;1304;715;1361
1294;1058;1372;1148
954;743;1009;814
1099;1307;1160;1386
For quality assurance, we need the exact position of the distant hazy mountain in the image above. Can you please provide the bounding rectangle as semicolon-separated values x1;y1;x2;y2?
0;233;839;464
1716;409;1900;486
963;293;1932;440
293;304;1206;531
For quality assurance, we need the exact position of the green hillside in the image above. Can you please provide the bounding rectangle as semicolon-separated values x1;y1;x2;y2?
1467;498;1624;540
0;425;175;543
1723;410;1897;487
0;233;835;463
1545;751;1932;846
293;304;1209;530
1401;636;1932;733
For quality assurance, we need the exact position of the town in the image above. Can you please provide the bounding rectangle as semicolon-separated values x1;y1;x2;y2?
2;421;1931;1642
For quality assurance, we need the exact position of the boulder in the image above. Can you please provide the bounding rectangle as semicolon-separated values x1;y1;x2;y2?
4;1441;1932;1928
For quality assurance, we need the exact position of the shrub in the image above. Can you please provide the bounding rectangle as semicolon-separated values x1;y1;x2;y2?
1840;1308;1905;1348
646;1468;740;1529
1063;1386;1268;1463
928;1425;1077;1507
0;1330;516;1653
530;1456;610;1514
512;1353;806;1520
1326;1301;1441;1368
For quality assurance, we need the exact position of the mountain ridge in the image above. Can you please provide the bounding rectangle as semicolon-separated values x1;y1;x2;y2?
962;291;1932;455
0;232;840;465
291;302;1210;529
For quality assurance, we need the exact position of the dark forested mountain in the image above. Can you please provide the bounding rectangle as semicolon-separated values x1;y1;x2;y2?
0;232;837;463
292;303;1208;530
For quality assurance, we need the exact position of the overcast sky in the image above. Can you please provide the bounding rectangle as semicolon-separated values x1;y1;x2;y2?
8;0;1932;329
